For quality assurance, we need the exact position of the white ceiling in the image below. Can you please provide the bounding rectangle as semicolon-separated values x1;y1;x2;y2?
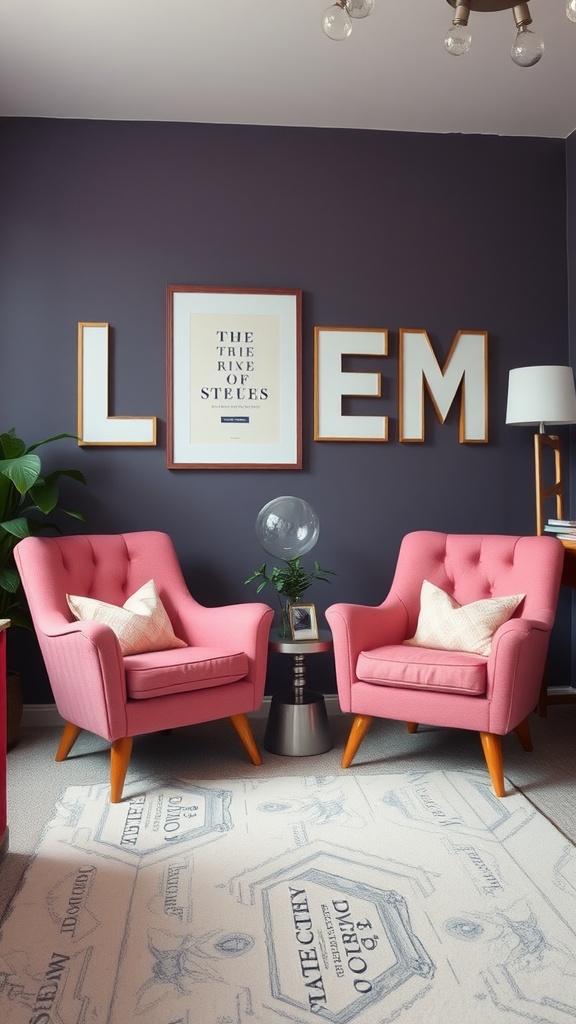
0;0;575;138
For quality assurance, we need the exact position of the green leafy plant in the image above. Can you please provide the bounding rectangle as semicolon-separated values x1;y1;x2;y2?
245;556;336;606
0;428;86;627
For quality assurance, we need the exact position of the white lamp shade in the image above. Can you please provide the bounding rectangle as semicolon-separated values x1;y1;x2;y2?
506;365;576;429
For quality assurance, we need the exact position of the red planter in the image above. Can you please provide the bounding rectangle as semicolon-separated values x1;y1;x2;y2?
0;625;7;859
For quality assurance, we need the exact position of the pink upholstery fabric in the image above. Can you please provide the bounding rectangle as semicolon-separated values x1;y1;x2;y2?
14;532;273;741
356;645;488;695
124;648;249;699
326;531;564;737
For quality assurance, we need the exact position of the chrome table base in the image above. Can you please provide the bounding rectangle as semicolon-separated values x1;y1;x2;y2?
264;628;333;756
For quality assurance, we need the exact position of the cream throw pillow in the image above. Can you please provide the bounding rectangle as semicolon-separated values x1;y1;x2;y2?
404;579;525;657
66;580;187;656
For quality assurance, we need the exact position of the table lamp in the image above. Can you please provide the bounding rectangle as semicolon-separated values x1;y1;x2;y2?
505;365;576;534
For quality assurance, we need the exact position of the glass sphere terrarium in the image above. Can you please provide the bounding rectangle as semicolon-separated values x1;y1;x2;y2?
255;496;320;559
246;496;335;638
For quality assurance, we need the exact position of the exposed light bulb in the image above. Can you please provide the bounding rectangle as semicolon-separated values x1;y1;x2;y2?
444;24;472;56
567;0;576;23
511;26;544;67
444;5;471;58
346;0;374;18
322;1;353;39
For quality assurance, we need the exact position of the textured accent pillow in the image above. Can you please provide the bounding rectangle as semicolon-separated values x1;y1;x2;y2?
66;580;187;656
404;580;525;657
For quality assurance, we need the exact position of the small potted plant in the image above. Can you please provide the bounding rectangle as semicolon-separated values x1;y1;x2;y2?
245;556;335;638
0;428;86;747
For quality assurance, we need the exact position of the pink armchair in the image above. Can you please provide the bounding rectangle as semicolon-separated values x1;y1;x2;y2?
15;531;273;802
326;531;564;796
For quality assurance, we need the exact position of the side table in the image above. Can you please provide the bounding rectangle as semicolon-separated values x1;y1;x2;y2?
264;627;333;756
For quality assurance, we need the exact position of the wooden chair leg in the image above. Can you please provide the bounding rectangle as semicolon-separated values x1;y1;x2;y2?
230;714;262;766
110;737;133;803
55;722;83;762
342;714;373;768
479;731;505;797
514;717;533;752
407;722;418;734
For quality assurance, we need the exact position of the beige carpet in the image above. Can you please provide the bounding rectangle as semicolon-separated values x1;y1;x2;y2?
1;767;576;1023
2;707;576;921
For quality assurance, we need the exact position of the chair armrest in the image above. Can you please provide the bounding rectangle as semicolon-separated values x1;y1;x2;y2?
489;616;551;661
172;599;274;704
326;599;409;711
173;599;273;651
40;617;118;642
487;617;553;732
34;620;128;740
327;600;408;650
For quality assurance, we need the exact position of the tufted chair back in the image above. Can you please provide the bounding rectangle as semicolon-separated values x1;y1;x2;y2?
389;532;561;639
326;531;564;797
17;532;203;646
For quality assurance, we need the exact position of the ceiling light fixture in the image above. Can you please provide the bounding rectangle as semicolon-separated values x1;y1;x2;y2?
322;1;574;68
445;2;544;67
322;0;375;40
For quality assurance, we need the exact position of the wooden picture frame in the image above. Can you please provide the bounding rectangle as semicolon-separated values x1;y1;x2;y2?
167;286;302;469
289;603;319;641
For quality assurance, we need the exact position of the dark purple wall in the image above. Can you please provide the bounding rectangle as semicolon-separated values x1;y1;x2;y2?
0;118;571;700
567;128;576;687
568;129;576;403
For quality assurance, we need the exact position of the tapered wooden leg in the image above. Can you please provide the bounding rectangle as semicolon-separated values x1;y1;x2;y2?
479;732;505;797
342;714;373;768
230;714;262;766
55;722;83;762
407;722;418;734
514;718;533;752
110;737;133;803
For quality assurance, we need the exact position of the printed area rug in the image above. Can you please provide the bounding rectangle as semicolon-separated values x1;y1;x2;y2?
1;770;576;1023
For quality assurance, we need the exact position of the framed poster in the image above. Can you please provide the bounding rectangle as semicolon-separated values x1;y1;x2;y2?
167;286;302;469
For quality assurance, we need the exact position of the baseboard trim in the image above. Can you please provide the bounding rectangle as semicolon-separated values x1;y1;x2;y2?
22;705;66;727
22;695;343;728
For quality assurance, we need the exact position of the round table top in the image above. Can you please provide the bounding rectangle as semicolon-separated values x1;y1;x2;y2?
268;627;332;655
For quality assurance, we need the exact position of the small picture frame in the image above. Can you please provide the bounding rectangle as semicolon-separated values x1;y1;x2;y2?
289;604;319;641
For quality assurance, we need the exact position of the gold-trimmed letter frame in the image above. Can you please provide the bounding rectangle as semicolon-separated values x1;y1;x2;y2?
77;322;157;446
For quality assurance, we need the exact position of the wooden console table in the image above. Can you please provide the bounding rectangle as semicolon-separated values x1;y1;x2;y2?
540;538;576;712
560;537;576;586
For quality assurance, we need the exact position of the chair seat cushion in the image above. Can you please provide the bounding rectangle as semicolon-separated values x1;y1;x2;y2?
356;644;488;696
124;646;249;699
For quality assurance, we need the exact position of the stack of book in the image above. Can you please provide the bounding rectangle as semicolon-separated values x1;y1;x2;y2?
544;518;576;540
